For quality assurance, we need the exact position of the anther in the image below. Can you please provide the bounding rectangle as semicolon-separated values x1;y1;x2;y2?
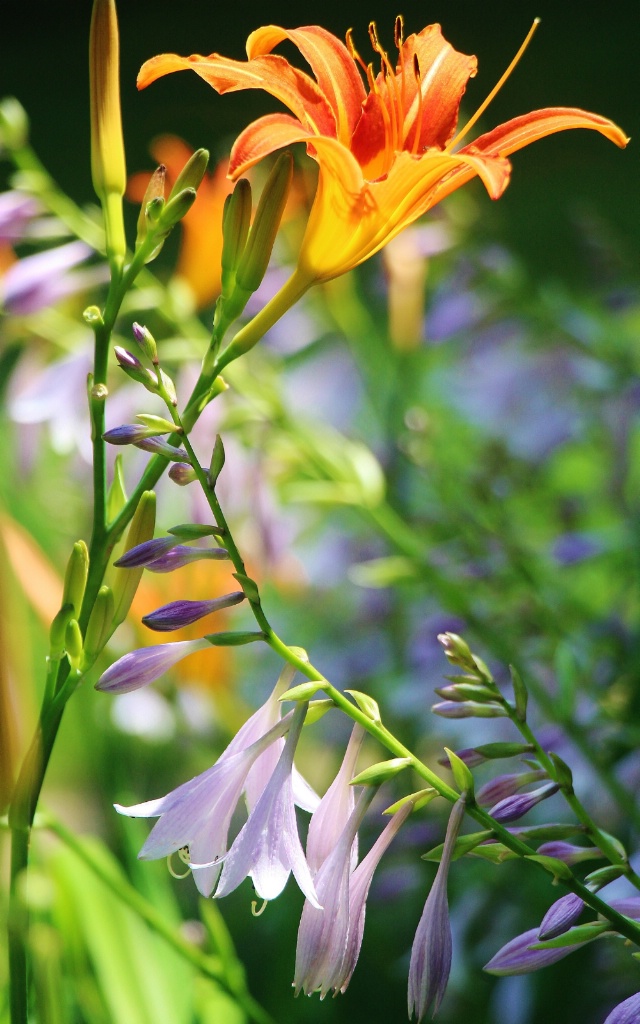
394;14;404;50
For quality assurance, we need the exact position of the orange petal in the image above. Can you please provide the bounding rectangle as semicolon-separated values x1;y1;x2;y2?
229;113;313;178
465;106;630;158
138;51;336;137
247;25;366;145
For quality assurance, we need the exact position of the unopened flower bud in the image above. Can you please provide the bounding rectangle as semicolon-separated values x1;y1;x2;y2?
435;682;499;703
65;618;84;668
160;186;197;229
488;783;560;824
432;700;507;719
477;770;548;808
95;637;210;693
208;434;225;487
535;841;602;866
437;632;475;670
0;97;29;150
114;346;159;391
235;152;292;295
49;603;75;659
146;544;229;573
132;322;158;363
538;894;584;941
113;535;178;569
134;437;190;462
135;165;166;249
83;585;115;666
62;540;89;618
169;463;198;486
168;147;209;201
220;178;252;297
142;591;245;632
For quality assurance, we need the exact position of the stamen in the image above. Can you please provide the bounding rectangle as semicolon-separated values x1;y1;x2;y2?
346;28;369;77
368;21;401;152
394;14;404;50
251;899;269;917
446;18;541;152
410;54;424;155
168;850;192;879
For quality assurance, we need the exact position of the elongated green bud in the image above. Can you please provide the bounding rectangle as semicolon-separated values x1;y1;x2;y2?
111;491;156;626
351;758;411;786
168;147;209;201
220;178;252;297
0;97;29;150
49;604;75;659
62;541;89;618
89;0;126;264
65;619;84;669
83;585;115;667
235;153;292;294
208;434;225;487
160;187;197;229
135;164;166;248
107;454;128;522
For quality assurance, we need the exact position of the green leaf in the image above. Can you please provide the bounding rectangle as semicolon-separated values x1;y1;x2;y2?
530;922;608;949
422;830;494;863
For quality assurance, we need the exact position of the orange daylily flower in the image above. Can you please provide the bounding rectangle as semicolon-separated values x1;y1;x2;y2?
128;136;234;309
138;20;628;290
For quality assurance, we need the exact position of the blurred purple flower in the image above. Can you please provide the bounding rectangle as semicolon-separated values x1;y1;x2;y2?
1;240;103;314
551;532;602;566
0;191;41;242
408;796;466;1020
602;993;640;1024
215;703;319;906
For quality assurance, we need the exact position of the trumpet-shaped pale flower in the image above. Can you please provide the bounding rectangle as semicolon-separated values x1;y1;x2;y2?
138;20;628;289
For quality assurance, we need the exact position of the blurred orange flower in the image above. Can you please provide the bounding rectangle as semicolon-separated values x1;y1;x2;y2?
128;135;233;309
138;21;628;288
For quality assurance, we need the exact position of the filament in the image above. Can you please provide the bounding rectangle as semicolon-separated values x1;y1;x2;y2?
446;18;540;152
410;54;424;155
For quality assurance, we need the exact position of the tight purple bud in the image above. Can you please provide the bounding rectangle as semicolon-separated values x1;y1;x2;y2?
488;783;559;824
113;536;178;569
104;424;152;445
134;437;191;462
142;592;245;632
95;638;210;693
536;841;602;865
538;894;584;940
145;545;229;573
169;463;198;485
476;770;548;808
484;927;587;976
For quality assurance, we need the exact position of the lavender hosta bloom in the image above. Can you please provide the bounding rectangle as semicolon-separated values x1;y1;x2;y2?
488;783;560;824
142;592;245;632
602;993;640;1024
483;926;588;976
476;770;549;808
0;191;41;241
95;637;210;693
538;893;585;940
295;791;412;997
215;703;320;907
409;796;467;1021
116;712;295;896
1;240;103;314
306;724;364;875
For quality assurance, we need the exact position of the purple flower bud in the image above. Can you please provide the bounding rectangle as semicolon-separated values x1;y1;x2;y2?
602;993;640;1024
113;536;179;569
134;437;191;462
432;700;507;719
484;926;587;976
169;463;198;486
438;747;488;769
104;424;153;445
476;770;548;808
538;894;584;940
113;346;145;372
536;841;602;865
145;545;229;573
488;783;559;824
608;898;640;921
95;638;210;693
142;592;245;632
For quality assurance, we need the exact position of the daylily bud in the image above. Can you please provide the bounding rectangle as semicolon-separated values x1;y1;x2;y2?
95;637;210;693
0;97;29;150
235;153;293;295
89;0;126;264
538;894;584;941
111;490;156;626
132;322;158;364
49;604;75;659
160;186;197;229
135;165;166;249
168;147;209;201
83;585;115;666
488;782;560;824
220;178;252;297
169;463;198;486
62;540;89;618
142;592;245;632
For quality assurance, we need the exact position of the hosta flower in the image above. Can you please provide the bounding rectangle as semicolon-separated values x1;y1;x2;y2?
602;993;640;1024
138;20;628;290
306;723;364;874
